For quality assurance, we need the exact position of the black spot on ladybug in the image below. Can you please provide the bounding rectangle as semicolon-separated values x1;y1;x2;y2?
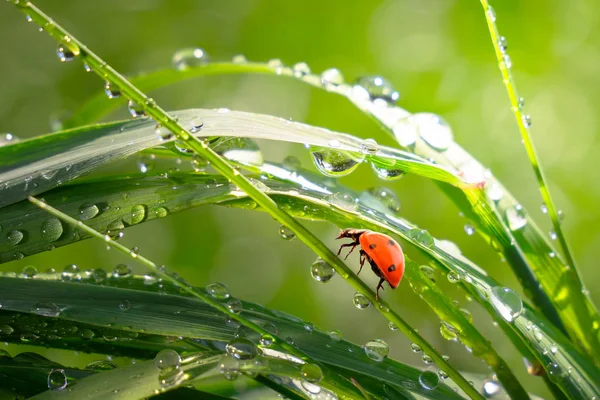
388;239;395;246
388;264;396;272
369;243;377;249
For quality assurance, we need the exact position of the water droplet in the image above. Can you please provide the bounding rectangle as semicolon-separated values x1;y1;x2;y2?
260;334;274;347
460;308;473;323
301;363;323;383
438;370;449;380
464;224;476;236
486;182;504;202
506;204;527;230
7;230;24;245
320;68;344;87
226;337;258;360
189;116;204;133
232;54;247;64
127;100;145;118
85;360;118;371
47;369;67;391
408;228;434;248
104;81;121;99
172;48;209;70
154;349;181;369
413;113;453;151
540;203;548;214
388;322;398;331
353;292;370;309
78;203;99;220
154;207;169;218
206;282;231;300
62;264;81;281
364;339;389;362
83;63;92;72
483;379;502;397
440;321;459;341
366;187;401;213
226;299;243;314
106;219;125;240
279;225;295;240
113;263;132;278
93;268;107;283
549;231;557;241
301;380;322;395
419;265;436;282
129;204;147;225
422;354;433;364
518;96;526;109
56;44;74;62
354;76;399;104
0;325;14;335
502;54;512;69
119;300;131;311
360;138;379;155
498;36;508;52
191;154;209;172
41;218;63;242
80;329;95;340
490;286;523;322
487;5;496;22
329;330;342;341
22;265;37;278
292;62;311;77
311;258;335;283
419;371;439;390
31;302;60;317
522;114;532;128
325;192;357;211
447;271;461;283
311;147;364;177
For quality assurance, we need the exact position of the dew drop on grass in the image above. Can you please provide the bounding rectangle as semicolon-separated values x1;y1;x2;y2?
129;204;147;225
260;334;273;347
119;300;131;311
325;192;357;211
292;62;311;77
301;380;322;395
83;63;92;72
371;162;405;181
440;321;459;341
31;302;60;317
56;44;74;62
483;379;502;397
352;292;370;309
278;225;295;240
192;154;209;172
438;370;449;380
47;369;67;391
206;282;231;300
413;113;453;151
447;271;461;283
364;339;389;362
62;264;81;281
419;371;439;390
7;230;24;245
189;116;204;133
154;207;169;218
392;117;419;147
154;349;181;369
388;322;398;331
549;231;557;241
522;114;532;128
327;330;342;342
301;363;323;383
354;76;399;104
419;265;436;282
366;187;401;213
311;147;364;177
360;138;379;155
490;286;523;322
506;204;527;230
172;48;209;70
408;228;434;248
22;265;37;278
127;100;145;118
486;182;504;202
422;354;433;364
320;68;344;87
0;325;14;335
113;263;132;278
487;5;496;22
464;224;476;236
226;299;243;314
226;337;258;360
311;258;335;283
498;36;508;52
78;203;99;220
502;54;512;69
85;360;118;371
104;81;121;99
41;218;63;242
232;54;247;64
80;329;95;340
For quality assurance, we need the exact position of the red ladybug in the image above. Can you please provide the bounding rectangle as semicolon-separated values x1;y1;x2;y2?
336;229;405;300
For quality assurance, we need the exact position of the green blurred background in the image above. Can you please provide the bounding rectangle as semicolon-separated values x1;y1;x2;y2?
1;0;599;397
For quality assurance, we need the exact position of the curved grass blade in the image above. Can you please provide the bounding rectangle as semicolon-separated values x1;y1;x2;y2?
0;109;469;209
0;276;462;400
61;56;600;358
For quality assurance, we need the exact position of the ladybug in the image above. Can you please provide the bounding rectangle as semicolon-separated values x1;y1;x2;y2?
336;229;405;300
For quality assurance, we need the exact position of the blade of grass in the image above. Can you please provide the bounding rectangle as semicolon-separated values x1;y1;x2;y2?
10;3;483;397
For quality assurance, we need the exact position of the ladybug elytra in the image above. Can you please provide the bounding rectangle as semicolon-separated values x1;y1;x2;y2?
336;228;405;300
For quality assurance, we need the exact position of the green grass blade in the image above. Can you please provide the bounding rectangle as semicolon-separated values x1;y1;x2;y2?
60;56;600;358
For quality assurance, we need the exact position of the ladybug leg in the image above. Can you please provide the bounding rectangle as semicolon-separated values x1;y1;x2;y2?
337;241;360;259
376;278;386;300
358;249;368;275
